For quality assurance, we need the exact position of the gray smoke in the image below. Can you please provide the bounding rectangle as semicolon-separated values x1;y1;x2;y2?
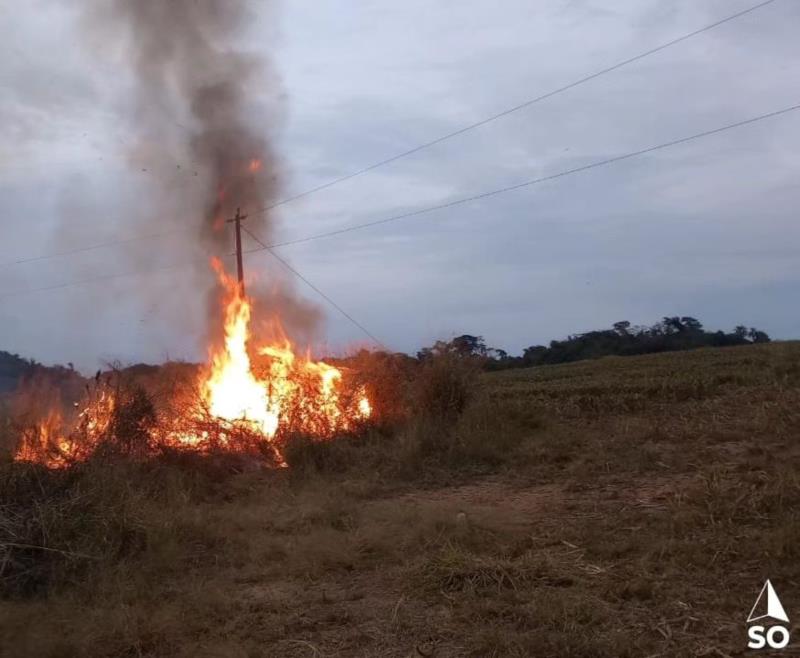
82;0;321;348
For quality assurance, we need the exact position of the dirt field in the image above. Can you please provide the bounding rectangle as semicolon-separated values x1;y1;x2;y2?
2;342;799;657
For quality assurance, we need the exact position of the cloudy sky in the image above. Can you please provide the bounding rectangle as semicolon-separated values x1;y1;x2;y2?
1;0;799;371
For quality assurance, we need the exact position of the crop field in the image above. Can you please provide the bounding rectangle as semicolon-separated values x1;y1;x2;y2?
1;342;799;657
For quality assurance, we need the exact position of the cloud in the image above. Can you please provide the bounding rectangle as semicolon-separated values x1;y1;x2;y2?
1;0;798;369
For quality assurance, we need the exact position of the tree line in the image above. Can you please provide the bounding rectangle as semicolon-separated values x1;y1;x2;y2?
416;316;771;370
0;316;774;388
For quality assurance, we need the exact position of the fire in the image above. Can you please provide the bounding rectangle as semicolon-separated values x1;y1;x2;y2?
13;388;116;468
13;260;372;468
203;263;277;437
199;259;370;445
359;397;371;417
13;409;67;469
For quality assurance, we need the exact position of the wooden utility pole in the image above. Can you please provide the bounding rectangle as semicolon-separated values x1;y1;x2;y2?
226;207;247;294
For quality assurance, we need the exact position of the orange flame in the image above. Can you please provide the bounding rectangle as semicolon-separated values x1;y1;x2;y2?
13;261;371;468
13;389;116;468
199;259;370;446
203;260;277;437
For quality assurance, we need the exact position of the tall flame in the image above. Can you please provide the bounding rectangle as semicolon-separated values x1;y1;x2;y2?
199;258;370;442
204;260;278;437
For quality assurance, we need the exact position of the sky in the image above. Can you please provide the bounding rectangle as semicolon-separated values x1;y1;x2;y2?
1;0;799;371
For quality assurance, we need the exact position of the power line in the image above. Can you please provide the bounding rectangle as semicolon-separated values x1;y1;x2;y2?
250;0;779;216
0;229;185;269
240;225;387;350
0;255;230;300
0;0;778;270
3;102;797;300
241;102;800;252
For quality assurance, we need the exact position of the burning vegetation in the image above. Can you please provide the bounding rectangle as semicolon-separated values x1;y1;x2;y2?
4;0;380;470
12;260;371;469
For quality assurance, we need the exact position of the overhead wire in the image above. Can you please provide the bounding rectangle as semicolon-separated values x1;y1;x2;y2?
2;102;797;300
239;225;388;350
0;0;779;268
241;102;800;251
248;0;780;216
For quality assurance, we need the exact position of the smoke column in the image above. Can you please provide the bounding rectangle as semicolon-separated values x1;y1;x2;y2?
82;0;321;347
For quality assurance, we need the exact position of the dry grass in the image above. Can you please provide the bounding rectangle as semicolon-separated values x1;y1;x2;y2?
1;341;799;656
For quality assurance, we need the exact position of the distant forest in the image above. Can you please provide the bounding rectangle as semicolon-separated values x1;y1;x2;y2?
416;316;772;370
